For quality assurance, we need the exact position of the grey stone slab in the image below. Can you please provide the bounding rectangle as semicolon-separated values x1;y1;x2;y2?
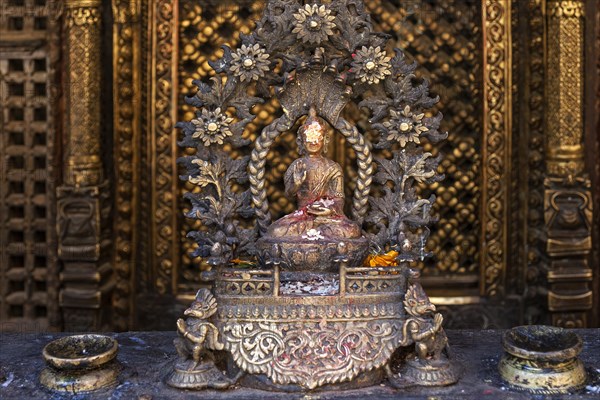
0;330;599;399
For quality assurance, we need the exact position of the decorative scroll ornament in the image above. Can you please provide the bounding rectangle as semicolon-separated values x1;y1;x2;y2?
481;0;512;296
222;320;405;389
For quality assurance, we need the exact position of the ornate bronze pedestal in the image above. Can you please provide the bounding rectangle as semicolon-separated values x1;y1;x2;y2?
167;0;460;392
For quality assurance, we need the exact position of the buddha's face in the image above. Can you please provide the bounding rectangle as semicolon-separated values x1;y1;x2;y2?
303;121;324;155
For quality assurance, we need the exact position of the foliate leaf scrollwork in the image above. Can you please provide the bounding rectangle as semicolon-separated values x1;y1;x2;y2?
366;149;442;262
178;30;278;266
179;147;256;263
221;320;405;389
357;43;447;267
177;0;448;278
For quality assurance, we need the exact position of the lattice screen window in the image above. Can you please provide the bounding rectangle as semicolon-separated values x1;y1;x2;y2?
0;48;55;330
365;0;482;279
0;0;52;37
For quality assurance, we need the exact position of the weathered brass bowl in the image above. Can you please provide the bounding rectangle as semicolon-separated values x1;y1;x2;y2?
40;334;119;393
43;334;118;370
499;325;587;394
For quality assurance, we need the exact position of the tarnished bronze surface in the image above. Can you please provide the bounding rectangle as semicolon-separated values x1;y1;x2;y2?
40;334;120;393
166;289;231;390
213;267;410;390
168;0;461;391
256;108;370;273
499;325;587;393
168;0;486;298
1;330;599;398
43;334;118;370
257;237;369;273
387;284;462;388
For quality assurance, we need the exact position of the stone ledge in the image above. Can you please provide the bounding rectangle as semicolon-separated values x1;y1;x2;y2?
1;329;599;399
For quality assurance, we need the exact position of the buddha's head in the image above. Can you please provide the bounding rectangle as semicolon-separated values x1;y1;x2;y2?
297;108;330;156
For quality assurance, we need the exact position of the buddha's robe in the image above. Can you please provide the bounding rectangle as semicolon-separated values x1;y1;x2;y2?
266;155;362;239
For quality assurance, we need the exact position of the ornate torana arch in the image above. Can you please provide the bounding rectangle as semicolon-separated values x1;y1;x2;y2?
177;0;446;265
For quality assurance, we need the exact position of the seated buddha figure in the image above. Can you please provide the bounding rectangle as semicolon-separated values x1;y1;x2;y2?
265;109;362;240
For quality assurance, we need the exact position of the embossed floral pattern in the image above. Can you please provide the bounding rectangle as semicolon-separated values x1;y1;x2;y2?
292;4;336;44
352;46;392;84
383;105;428;147
230;44;270;82
191;107;234;146
222;319;406;389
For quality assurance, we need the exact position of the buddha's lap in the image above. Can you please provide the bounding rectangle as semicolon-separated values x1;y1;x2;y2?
267;215;361;239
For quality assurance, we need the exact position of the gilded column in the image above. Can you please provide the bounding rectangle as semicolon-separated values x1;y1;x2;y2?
57;0;113;331
481;0;512;297
112;0;141;331
544;0;593;327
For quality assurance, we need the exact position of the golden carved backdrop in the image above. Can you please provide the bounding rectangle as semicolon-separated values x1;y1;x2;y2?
0;0;598;332
130;0;598;330
143;0;513;329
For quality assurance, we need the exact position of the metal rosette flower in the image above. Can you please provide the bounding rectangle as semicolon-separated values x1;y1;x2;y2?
383;105;429;147
191;107;234;147
352;46;392;85
229;44;270;82
292;4;336;45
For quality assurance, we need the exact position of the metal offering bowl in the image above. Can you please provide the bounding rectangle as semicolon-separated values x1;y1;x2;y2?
499;325;587;393
43;334;118;371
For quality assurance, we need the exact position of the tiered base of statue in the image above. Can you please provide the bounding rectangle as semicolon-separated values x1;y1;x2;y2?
166;264;461;392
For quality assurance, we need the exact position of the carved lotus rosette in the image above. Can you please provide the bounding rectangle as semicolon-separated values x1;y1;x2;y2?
214;297;409;390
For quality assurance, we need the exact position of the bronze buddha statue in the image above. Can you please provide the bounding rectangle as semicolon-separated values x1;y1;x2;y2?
258;108;368;273
266;108;362;240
